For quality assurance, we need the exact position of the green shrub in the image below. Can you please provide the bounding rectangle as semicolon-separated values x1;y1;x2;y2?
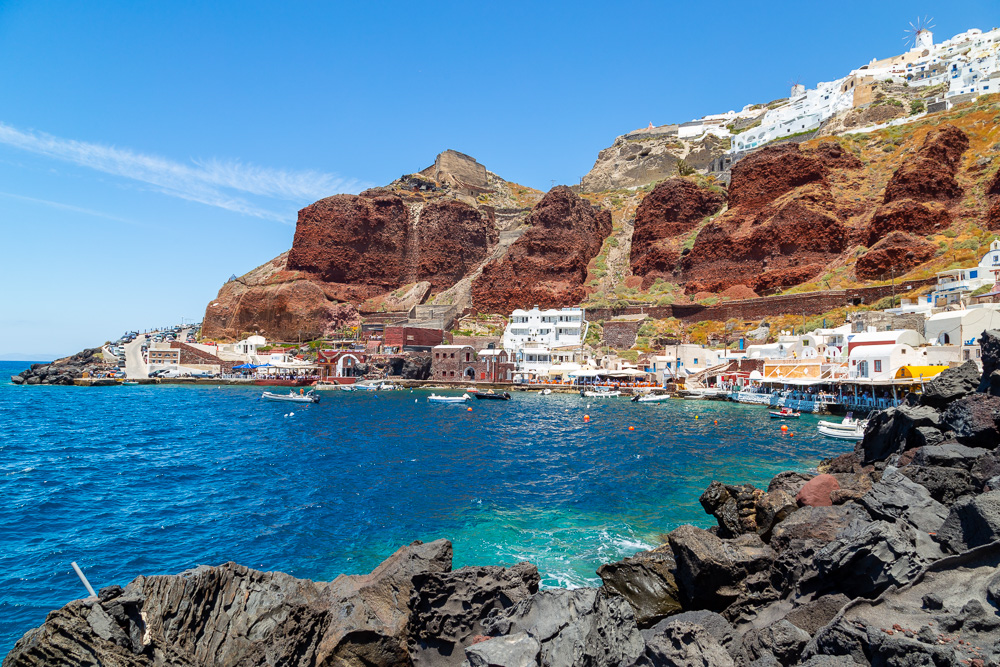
677;159;695;176
910;100;925;115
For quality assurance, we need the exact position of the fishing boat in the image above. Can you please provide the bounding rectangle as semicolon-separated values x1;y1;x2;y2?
818;423;866;440
581;389;621;398
428;393;471;403
121;380;139;386
769;408;801;419
353;381;381;391
633;393;671;403
339;384;355;391
473;390;511;401
262;390;320;404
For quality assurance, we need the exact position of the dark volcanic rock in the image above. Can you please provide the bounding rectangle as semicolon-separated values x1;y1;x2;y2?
465;632;540;667
471;186;612;313
979;330;1000;392
769;504;869;553
597;544;681;627
858;467;948;533
400;355;432;380
808;542;1000;666
736;620;810;666
899;465;977;504
857;404;942;463
630;178;726;288
642;610;736;656
912;442;990;469
784;594;851;636
935;490;1000;553
940;393;1000;447
699;482;796;540
408;562;539;666
920;360;982;408
815;519;944;599
481;588;644;667
635;620;735;667
667;526;776;614
12;348;110;386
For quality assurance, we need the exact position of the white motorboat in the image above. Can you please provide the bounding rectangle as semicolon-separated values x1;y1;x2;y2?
262;390;320;404
540;388;553;395
818;423;865;440
818;414;868;431
353;382;380;391
582;389;621;398
428;393;471;404
633;393;671;403
339;384;355;392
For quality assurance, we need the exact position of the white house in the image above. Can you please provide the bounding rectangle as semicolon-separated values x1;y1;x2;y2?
846;329;924;355
649;344;723;382
848;343;926;381
234;335;267;356
503;307;585;351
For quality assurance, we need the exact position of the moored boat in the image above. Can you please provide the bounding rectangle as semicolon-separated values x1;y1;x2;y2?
312;381;341;390
582;389;621;398
428;393;471;403
818;423;865;440
632;393;671;403
769;408;801;419
473;391;511;401
262;390;320;404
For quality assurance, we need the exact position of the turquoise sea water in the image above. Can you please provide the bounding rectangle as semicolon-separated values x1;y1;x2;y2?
0;360;849;653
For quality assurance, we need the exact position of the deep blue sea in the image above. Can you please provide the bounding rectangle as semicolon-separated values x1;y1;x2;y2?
0;360;849;653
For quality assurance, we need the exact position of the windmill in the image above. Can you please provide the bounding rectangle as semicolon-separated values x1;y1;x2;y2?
903;16;935;51
787;76;805;99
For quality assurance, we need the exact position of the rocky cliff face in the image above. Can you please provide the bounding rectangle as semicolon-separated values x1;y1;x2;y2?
581;133;729;192
678;143;856;293
629;178;727;289
471;186;612;313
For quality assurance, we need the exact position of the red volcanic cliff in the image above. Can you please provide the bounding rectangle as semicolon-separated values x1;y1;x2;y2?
471;186;612;313
287;191;496;292
202;253;362;341
629;178;726;288
680;143;857;293
855;231;937;281
881;125;969;204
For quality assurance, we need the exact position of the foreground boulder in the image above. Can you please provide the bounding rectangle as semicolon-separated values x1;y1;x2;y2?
935;490;1000;553
476;588;644;667
597;544;681;627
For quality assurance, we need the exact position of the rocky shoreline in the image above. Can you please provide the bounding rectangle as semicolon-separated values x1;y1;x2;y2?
9;348;109;386
6;333;1000;666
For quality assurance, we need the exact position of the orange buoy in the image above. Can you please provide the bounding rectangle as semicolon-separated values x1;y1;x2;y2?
467;407;472;412
628;426;635;431
781;425;788;432
790;432;795;437
714;420;718;425
584;414;590;422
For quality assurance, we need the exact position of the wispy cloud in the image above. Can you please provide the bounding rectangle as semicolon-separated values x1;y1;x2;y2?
0;122;366;222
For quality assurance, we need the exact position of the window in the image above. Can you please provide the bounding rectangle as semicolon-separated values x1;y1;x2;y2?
693;358;699;365
874;360;882;373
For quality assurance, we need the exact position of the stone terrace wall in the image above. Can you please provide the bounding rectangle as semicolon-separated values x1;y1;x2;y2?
585;278;936;323
602;321;642;348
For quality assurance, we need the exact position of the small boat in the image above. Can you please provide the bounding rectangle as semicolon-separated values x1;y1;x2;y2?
818;413;868;431
633;393;671;403
474;391;511;401
428;393;471;403
262;390;320;404
582;389;621;398
818;423;865;440
354;382;380;391
769;408;801;419
540;388;553;395
121;380;139;386
339;384;356;392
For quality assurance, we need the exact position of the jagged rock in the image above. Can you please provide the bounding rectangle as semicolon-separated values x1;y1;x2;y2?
635;620;734;667
881;124;969;204
855;230;937;280
769;504;869;553
699;482;795;540
408;562;540;666
857;404;942;463
899;465;976;504
481;588;644;667
796;656;859;667
935;490;1000;553
807;542;1000;665
465;632;540;667
971;452;1000;488
5;540;454;667
817;453;862;475
597;544;681;627
767;472;814;497
858;467;948;533
979;330;1000;392
736;620;810;666
795;474;839;507
912;442;990;468
784;594;851;636
642;610;736;656
400;355;432;380
667;526;776;614
815;518;944;599
940;393;1000;448
629;178;727;288
920;360;982;408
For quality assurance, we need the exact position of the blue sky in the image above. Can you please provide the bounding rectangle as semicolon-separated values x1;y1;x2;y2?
1;1;997;357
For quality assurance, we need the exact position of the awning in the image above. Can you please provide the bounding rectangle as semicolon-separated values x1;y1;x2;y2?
568;369;606;378
895;365;949;379
232;363;258;369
